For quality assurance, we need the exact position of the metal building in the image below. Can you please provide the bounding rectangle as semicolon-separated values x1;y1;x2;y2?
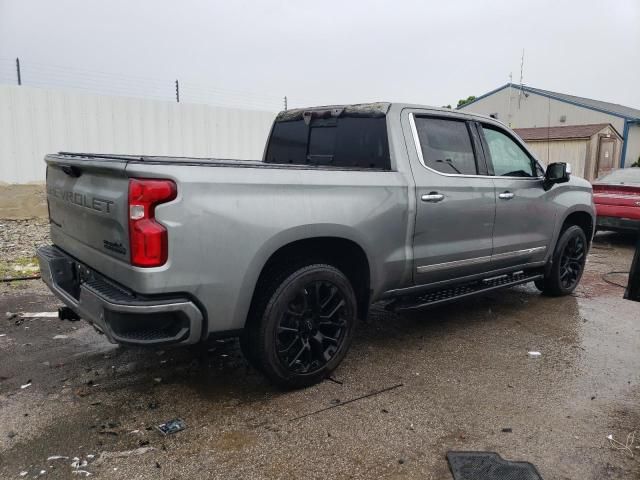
458;84;640;175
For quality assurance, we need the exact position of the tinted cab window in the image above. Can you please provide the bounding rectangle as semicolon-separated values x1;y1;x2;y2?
482;126;538;177
413;117;478;175
265;116;390;170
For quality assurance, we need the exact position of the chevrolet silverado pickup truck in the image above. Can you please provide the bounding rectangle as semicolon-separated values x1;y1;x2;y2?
37;102;595;388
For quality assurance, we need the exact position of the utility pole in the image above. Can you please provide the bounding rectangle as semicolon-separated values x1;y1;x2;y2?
175;79;180;103
16;57;22;86
283;96;288;111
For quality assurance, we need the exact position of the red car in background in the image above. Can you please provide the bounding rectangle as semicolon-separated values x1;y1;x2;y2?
593;168;640;234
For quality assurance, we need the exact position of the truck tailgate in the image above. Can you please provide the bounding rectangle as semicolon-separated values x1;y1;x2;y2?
45;155;131;264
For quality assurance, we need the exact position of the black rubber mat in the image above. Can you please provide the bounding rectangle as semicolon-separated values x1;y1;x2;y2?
447;451;544;480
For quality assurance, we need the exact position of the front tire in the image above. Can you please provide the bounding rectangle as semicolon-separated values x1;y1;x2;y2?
242;263;357;389
535;225;588;296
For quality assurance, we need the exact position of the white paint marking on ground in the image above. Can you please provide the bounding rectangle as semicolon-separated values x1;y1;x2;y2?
21;312;58;318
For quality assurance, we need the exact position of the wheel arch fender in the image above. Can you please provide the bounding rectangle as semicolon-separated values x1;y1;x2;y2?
234;224;376;328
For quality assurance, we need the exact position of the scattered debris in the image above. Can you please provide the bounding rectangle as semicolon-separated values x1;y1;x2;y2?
153;377;162;384
71;471;91;477
290;383;404;422
148;401;159;410
93;447;155;466
46;455;69;461
21;312;58;318
71;457;88;469
527;351;542;358
19;472;27;477
607;432;636;457
7;430;17;439
74;387;91;398
20;380;32;389
53;335;69;340
157;418;186;435
0;333;6;337
501;428;513;433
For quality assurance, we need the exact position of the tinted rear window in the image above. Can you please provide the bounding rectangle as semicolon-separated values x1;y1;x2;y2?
596;168;640;185
265;117;391;170
413;117;478;175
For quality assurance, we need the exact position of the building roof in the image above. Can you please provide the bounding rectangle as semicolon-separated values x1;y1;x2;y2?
460;83;640;120
514;123;617;141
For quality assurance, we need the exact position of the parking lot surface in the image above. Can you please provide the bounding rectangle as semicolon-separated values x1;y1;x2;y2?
0;231;638;479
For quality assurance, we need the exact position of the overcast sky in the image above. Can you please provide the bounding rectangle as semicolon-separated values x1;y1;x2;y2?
1;0;638;111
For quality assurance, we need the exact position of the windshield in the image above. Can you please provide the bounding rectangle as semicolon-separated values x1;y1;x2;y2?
595;168;640;185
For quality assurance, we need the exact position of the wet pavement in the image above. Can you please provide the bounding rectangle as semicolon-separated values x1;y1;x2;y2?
0;233;639;479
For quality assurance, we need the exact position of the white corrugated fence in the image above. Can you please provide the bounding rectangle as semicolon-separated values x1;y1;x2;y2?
0;85;277;184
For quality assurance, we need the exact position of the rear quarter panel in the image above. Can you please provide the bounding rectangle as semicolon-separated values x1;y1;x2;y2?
121;162;411;333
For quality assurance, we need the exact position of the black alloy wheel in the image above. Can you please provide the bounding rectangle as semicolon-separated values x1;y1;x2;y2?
535;225;588;296
276;280;347;375
241;263;357;388
559;234;586;290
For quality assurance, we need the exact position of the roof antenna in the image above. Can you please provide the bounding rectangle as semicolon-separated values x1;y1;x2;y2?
508;72;513;126
518;49;525;109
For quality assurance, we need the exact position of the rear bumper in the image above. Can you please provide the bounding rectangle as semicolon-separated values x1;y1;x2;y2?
596;216;640;233
36;245;203;346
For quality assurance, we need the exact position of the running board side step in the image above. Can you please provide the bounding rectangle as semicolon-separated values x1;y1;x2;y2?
388;271;543;312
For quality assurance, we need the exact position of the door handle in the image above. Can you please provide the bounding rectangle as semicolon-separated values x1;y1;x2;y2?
498;191;515;200
421;192;445;203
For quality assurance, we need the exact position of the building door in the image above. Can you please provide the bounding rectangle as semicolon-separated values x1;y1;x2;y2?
596;137;616;178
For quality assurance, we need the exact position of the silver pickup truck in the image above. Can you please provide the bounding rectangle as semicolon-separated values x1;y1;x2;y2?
37;102;595;388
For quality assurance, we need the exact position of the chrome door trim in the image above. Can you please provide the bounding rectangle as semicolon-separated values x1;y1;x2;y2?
408;113;544;181
416;255;491;274
491;246;546;261
416;246;547;273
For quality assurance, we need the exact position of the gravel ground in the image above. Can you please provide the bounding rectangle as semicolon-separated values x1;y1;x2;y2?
0;219;50;262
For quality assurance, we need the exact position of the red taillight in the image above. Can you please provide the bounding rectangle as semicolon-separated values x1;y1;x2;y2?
128;178;177;267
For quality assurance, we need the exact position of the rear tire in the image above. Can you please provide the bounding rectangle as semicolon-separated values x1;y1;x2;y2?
242;263;357;389
535;225;587;296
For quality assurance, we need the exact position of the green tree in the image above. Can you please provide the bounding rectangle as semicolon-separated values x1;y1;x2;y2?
441;104;452;109
457;96;477;108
